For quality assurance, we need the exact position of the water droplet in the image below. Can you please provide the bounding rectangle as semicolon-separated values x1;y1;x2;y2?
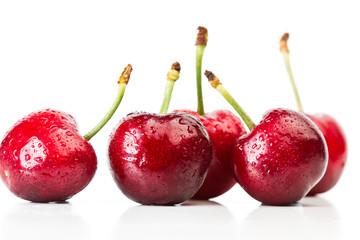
187;126;194;134
34;157;43;163
65;131;73;136
25;154;31;161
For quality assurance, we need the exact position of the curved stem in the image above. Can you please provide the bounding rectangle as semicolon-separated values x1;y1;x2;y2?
280;33;303;112
205;70;255;131
217;85;255;130
83;84;126;141
83;64;132;141
196;45;205;115
159;62;181;114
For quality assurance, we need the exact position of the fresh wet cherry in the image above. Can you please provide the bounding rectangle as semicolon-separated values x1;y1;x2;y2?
280;33;347;195
0;65;133;202
205;71;328;205
174;27;246;199
108;63;212;205
175;109;246;199
0;109;97;202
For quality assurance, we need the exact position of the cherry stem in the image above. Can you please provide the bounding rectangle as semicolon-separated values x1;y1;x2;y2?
83;64;133;141
204;70;255;131
280;33;303;112
196;27;208;116
159;62;181;114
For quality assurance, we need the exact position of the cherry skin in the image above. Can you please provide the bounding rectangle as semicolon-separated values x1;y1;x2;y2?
232;108;328;205
175;109;246;199
108;112;212;205
307;114;347;195
0;109;97;203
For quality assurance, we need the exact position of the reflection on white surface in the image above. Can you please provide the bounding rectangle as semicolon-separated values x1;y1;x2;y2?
1;202;90;240
241;197;342;240
114;200;235;240
0;197;347;240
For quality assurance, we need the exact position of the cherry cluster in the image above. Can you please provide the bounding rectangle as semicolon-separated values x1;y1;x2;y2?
0;28;347;206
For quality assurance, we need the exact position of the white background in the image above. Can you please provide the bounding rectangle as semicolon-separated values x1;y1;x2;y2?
0;1;359;239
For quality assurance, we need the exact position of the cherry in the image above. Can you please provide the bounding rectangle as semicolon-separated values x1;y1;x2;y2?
0;65;133;202
108;63;212;205
175;27;247;199
205;71;328;205
280;33;347;195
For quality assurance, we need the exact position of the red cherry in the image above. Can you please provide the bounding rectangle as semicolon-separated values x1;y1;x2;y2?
108;62;213;205
280;33;347;194
108;112;212;205
232;109;327;205
0;109;97;202
0;64;133;202
205;71;328;205
175;109;246;199
172;27;247;200
306;114;347;195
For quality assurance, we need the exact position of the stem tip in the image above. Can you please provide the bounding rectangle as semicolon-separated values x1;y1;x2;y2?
172;62;181;72
204;70;221;88
280;33;290;53
167;62;181;82
196;26;208;46
118;64;133;84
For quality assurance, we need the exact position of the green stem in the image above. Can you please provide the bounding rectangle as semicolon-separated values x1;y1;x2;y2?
159;62;181;114
159;80;175;114
216;85;255;131
83;83;127;141
196;45;205;116
281;52;303;112
204;70;255;131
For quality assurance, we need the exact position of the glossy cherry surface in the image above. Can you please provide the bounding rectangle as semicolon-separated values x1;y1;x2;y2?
232;108;328;205
175;109;246;199
307;114;347;195
0;109;97;202
108;111;212;205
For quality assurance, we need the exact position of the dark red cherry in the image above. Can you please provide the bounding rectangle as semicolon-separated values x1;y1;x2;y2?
205;71;328;205
280;33;347;195
108;63;212;205
307;114;347;195
108;112;212;205
175;109;246;199
232;109;328;205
